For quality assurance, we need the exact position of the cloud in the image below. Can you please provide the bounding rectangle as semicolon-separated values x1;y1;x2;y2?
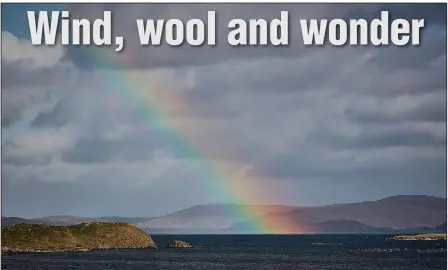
1;3;446;217
59;134;163;164
1;31;77;127
3;148;197;184
4;27;445;177
345;91;447;124
1;31;66;68
2;126;78;165
65;3;387;69
63;3;446;70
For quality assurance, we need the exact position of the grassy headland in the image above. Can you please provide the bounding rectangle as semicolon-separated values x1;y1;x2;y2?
390;233;447;241
1;222;157;254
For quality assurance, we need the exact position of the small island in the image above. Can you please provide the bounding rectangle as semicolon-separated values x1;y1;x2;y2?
390;234;447;241
166;240;193;248
1;222;157;254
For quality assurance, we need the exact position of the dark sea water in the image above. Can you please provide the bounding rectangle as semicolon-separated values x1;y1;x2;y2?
2;235;447;269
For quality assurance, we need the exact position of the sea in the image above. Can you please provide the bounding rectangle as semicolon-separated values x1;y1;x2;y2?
2;234;447;269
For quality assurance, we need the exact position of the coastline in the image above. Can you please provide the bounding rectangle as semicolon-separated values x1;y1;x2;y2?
390;234;447;241
1;223;158;255
1;246;158;256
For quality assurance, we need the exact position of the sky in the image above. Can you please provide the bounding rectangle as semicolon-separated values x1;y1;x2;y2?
1;3;447;218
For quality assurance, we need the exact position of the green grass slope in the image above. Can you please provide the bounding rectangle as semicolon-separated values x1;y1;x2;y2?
2;222;157;253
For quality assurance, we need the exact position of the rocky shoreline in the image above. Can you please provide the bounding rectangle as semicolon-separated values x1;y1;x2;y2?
2;247;91;255
1;246;160;255
390;234;447;241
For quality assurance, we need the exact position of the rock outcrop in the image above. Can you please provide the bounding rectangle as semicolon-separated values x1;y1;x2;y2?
166;240;193;248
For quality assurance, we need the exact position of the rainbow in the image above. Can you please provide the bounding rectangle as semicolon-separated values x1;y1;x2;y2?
80;46;309;234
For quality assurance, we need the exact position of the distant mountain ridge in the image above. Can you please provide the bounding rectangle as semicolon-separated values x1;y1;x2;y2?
230;195;446;233
2;195;446;234
132;204;297;230
1;216;150;227
435;222;447;232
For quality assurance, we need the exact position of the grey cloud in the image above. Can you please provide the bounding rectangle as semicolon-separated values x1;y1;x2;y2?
1;60;77;128
44;45;446;176
327;130;445;150
2;144;53;166
409;99;447;122
2;4;446;217
339;57;445;98
347;108;447;124
1;103;22;128
355;3;447;24
367;31;446;70
31;101;69;127
61;135;165;164
1;167;210;218
2;154;446;218
2;61;75;88
61;138;119;164
256;155;446;198
66;3;389;69
345;92;447;124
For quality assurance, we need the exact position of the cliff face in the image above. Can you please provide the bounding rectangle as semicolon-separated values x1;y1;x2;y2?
1;222;157;253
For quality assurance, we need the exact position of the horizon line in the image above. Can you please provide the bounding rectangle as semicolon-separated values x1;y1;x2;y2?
3;193;446;220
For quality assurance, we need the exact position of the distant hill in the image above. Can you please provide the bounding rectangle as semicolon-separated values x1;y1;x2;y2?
1;217;31;227
311;219;395;233
230;195;446;233
1;216;106;228
32;215;104;226
99;217;152;224
435;222;447;232
294;195;446;229
229;218;396;234
1;216;153;228
132;204;297;230
2;195;446;234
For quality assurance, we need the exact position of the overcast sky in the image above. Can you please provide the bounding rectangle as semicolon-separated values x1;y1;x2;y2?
1;3;446;218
